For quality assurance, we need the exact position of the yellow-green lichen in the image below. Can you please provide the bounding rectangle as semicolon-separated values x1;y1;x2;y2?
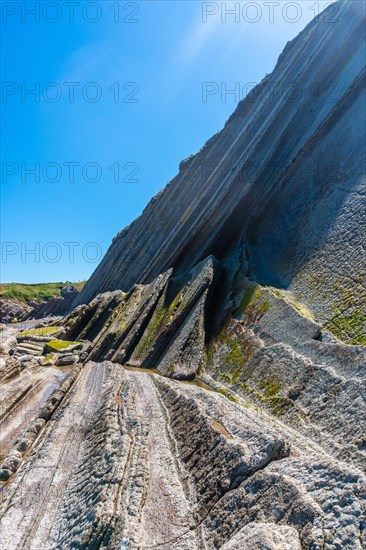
325;309;366;346
237;285;269;316
270;288;314;320
134;288;191;360
46;340;81;351
259;379;281;398
237;285;257;314
134;302;167;358
240;379;288;417
19;326;59;338
209;321;254;385
41;353;55;365
217;388;238;402
256;300;270;316
236;286;273;325
293;270;366;344
167;293;183;315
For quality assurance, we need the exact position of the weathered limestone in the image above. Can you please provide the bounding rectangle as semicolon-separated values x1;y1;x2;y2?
208;281;366;471
74;2;365;350
203;457;366;549
220;523;302;550
0;300;32;324
0;2;365;548
1;253;364;548
0;363;364;549
59;258;217;380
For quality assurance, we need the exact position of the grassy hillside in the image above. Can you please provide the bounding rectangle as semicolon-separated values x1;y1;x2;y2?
0;281;86;303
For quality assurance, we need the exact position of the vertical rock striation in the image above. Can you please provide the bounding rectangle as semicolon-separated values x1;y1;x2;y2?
74;1;366;343
1;3;365;549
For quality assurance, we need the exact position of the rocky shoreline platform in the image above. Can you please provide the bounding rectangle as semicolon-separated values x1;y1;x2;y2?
0;254;364;548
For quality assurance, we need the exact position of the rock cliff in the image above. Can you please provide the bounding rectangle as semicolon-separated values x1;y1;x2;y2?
0;2;365;549
74;0;366;347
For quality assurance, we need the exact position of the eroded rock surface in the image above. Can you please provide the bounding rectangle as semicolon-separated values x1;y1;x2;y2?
0;360;364;549
0;1;365;548
73;1;366;350
1;252;365;548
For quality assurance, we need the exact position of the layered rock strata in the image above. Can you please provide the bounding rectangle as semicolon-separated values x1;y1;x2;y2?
0;359;364;549
74;1;366;347
0;1;365;548
0;254;365;548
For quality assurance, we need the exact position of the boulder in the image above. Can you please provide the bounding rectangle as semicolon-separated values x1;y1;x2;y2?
55;354;78;367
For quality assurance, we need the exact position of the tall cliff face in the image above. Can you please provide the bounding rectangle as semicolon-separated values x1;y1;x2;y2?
1;4;365;547
75;0;365;343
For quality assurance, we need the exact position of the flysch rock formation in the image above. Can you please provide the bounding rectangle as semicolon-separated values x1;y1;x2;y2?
73;1;365;348
0;300;32;324
0;258;365;548
0;1;365;549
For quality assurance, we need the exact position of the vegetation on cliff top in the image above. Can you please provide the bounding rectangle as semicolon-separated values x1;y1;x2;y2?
0;281;86;303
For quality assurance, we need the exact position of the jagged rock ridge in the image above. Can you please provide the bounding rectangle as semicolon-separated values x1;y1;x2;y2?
74;1;366;346
0;2;365;549
0;252;365;547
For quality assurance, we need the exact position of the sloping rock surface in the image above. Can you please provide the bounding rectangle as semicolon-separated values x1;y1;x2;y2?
0;253;365;548
0;2;365;549
74;1;366;346
0;300;32;324
0;360;364;549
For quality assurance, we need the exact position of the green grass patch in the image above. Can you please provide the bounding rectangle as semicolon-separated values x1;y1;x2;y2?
0;281;85;303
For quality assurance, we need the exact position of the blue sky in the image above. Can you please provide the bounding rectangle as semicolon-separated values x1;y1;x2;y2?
1;0;336;283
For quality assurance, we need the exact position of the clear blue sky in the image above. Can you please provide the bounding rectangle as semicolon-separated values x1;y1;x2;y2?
1;0;335;283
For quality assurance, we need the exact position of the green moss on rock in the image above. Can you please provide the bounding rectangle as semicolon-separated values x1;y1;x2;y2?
19;326;59;338
41;353;55;366
217;388;238;402
259;379;281;398
240;379;289;417
45;340;81;352
325;309;366;346
270;288;314;320
134;302;167;359
208;320;255;385
237;285;257;314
